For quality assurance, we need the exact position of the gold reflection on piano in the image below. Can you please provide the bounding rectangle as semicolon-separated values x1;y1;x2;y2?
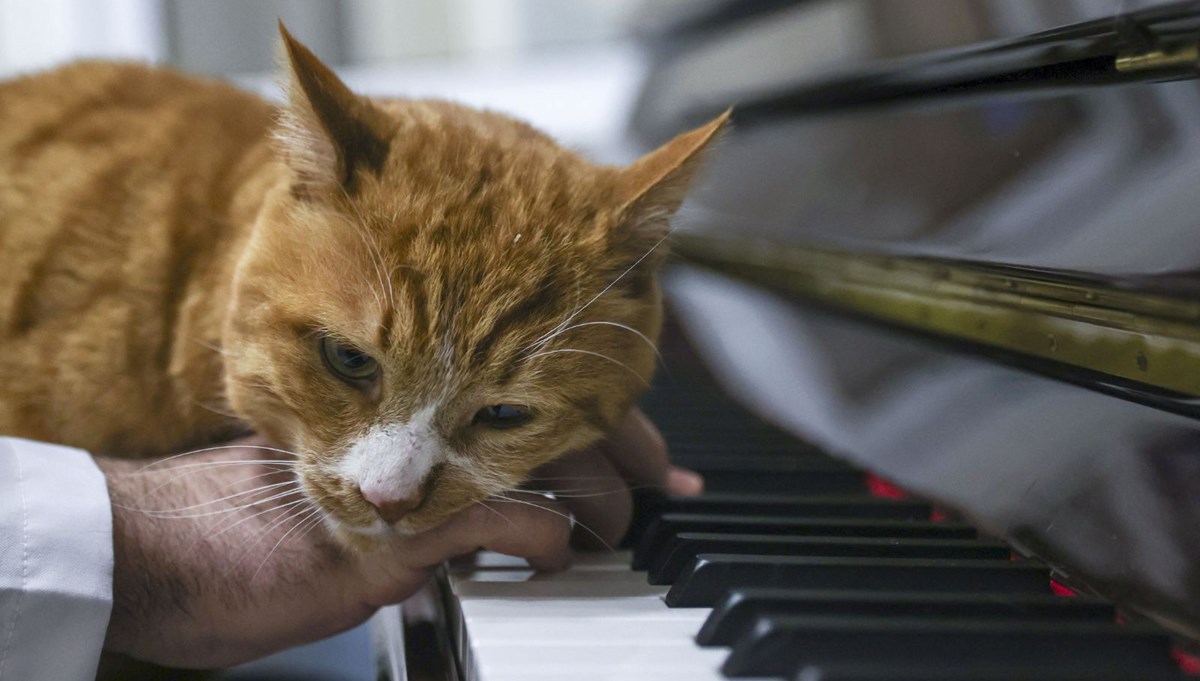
674;232;1200;397
1116;42;1200;73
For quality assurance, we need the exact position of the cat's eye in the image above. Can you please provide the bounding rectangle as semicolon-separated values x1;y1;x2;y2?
320;336;379;382
473;404;532;429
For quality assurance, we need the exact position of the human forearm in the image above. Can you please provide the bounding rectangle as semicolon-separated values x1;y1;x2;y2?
96;450;344;666
94;439;574;668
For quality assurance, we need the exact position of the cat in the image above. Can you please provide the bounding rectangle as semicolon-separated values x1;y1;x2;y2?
0;24;726;548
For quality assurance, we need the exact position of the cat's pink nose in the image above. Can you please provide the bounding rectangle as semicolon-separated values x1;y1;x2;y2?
360;485;423;524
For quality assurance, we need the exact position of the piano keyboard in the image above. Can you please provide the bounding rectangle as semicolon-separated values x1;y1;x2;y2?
439;377;1192;680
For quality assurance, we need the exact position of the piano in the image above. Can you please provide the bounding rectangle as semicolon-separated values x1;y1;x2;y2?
374;1;1200;679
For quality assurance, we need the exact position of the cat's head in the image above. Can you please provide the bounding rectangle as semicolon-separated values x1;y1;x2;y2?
223;25;726;548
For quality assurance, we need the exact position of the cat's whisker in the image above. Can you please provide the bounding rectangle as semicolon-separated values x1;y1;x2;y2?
512;485;658;499
532;320;662;362
343;193;393;304
249;506;326;584
201;470;302;507
323;244;386;312
285;510;331;558
122;460;297;507
514;486;620;494
334;190;394;308
475;499;517;528
521;231;672;356
192;399;242;420
225;501;321;577
327;215;388;311
131;486;305;519
128;479;301;516
493;492;614;553
523;348;649;387
119;460;296;495
202;497;313;543
124;477;299;516
132;444;301;473
216;467;297;485
189;337;242;360
524;475;640;481
124;459;298;475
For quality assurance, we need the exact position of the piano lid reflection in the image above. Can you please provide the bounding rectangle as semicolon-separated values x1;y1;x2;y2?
376;1;1200;679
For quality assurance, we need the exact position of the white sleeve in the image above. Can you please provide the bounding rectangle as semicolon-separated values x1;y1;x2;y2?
0;437;113;681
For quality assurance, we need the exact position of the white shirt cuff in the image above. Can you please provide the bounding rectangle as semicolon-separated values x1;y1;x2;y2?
0;437;113;681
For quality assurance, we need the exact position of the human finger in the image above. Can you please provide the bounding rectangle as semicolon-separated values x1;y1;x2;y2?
402;492;573;572
666;464;704;496
599;408;705;496
530;447;632;550
598;408;669;487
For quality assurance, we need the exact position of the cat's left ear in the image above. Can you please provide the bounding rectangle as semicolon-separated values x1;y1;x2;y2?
612;110;730;262
277;22;393;197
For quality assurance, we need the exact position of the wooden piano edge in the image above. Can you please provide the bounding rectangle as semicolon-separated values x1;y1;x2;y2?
371;568;471;681
670;232;1200;419
370;604;407;681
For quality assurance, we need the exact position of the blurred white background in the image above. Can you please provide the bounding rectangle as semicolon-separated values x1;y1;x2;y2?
0;0;648;159
0;0;641;75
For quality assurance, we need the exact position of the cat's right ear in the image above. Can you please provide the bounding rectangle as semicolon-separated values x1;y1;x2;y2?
276;22;393;198
608;110;730;267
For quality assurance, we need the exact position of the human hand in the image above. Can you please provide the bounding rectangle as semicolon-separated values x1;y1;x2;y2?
97;438;574;668
526;407;704;550
95;408;695;668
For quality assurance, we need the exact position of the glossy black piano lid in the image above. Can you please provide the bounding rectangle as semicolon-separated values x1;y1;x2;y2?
633;0;1200;141
677;3;1200;129
628;0;1200;655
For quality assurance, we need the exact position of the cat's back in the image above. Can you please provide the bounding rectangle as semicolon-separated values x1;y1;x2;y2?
0;62;277;454
0;61;277;274
0;60;273;166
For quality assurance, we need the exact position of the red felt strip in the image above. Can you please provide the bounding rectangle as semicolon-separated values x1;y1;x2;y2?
1049;579;1077;597
865;473;908;499
1172;648;1200;676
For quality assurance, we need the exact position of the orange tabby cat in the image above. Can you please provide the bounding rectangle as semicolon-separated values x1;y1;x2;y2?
0;25;726;547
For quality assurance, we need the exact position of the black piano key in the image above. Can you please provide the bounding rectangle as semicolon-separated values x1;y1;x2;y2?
722;616;1178;678
633;514;976;570
669;453;856;472
695;470;865;495
661;493;933;520
621;487;671;549
660;421;814;445
787;663;1187;681
697;588;1116;646
664;555;1050;607
663;421;805;438
648;533;1011;585
671;455;867;494
794;668;1186;681
670;441;826;458
641;390;755;414
625;493;934;547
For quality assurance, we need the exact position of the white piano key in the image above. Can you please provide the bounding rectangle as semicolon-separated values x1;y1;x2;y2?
472;640;730;681
449;550;672;599
467;617;708;642
453;581;672;599
482;671;727;681
447;550;775;681
456;567;654;584
460;595;705;621
460;550;631;571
